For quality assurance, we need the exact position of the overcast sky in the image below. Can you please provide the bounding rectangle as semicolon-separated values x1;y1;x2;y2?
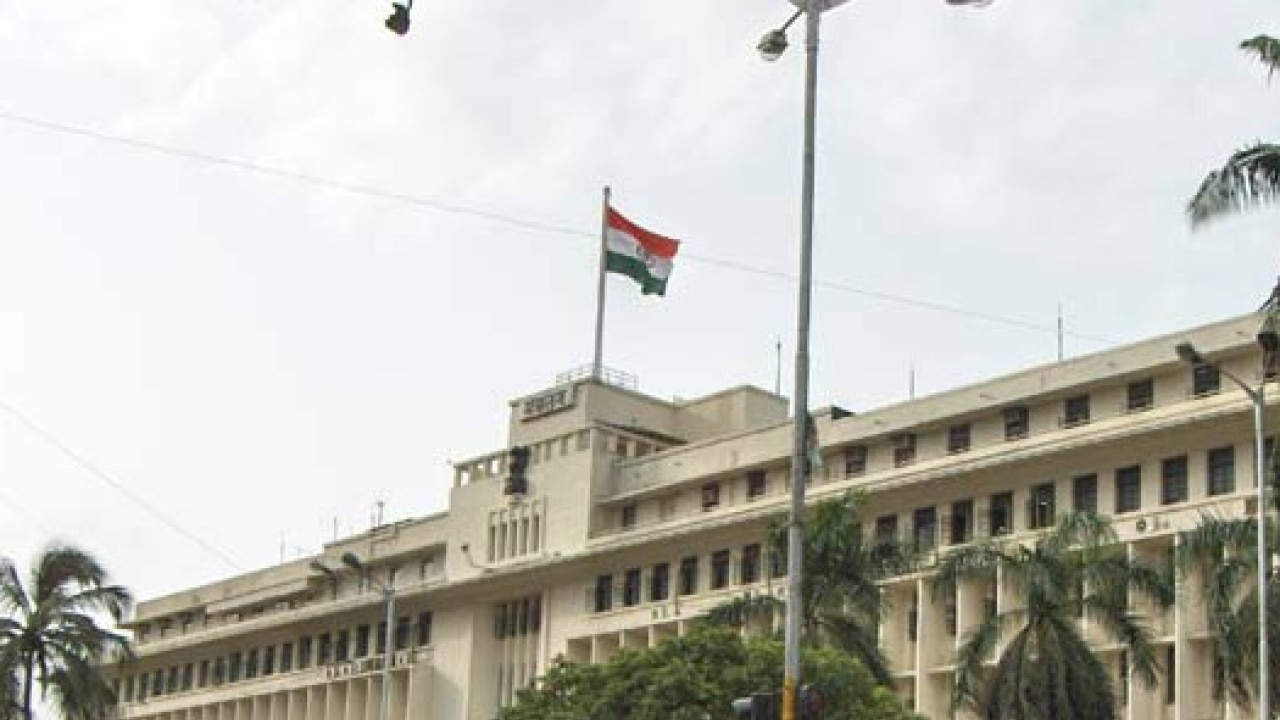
0;0;1276;605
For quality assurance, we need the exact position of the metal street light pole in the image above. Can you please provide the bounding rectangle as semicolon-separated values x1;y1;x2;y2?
756;2;840;717
343;553;395;720
1176;341;1270;720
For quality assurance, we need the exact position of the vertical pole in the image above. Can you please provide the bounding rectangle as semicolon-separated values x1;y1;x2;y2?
776;339;783;396
382;588;395;720
1057;302;1064;361
1257;382;1270;720
783;3;820;720
592;186;612;381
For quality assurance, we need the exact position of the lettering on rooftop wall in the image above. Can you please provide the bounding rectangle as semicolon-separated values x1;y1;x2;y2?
521;385;576;421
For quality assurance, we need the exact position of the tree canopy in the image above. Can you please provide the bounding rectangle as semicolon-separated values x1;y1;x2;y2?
934;512;1173;720
0;545;132;720
494;625;922;720
1186;35;1280;227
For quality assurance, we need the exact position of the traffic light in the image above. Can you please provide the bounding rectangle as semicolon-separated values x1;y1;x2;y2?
798;684;825;720
385;2;412;35
730;691;780;720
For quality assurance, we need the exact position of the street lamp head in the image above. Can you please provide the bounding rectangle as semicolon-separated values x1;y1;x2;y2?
385;2;412;36
757;28;789;61
1175;342;1205;367
341;552;365;572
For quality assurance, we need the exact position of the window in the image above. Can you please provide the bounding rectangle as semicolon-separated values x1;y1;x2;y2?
396;616;411;650
1192;364;1220;396
621;504;637;529
377;622;388;654
746;470;767;500
908;595;919;642
263;647;275;676
1028;483;1056;529
844;445;867;477
741;544;761;584
650;562;670;601
1004;406;1029;440
1165;646;1176;705
280;643;293;673
874;514;899;544
711;550;731;590
913;507;937;552
153;670;164;696
417;612;433;646
623;568;642;606
1064;394;1090;427
950;500;973;544
990;492;1014;536
356;624;371;657
679;557;699;596
299;636;313;669
1126;378;1154;412
198;660;210;687
1115;466;1142;513
594;574;613;612
947;424;971;454
335;630;349;662
701;483;720;511
1161;456;1188;505
892;433;917;467
1073;474;1098;513
167;666;179;693
213;657;226;686
246;649;259;679
229;652;243;682
1208;446;1235;496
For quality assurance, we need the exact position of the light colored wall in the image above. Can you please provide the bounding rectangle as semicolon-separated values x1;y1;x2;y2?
114;312;1275;720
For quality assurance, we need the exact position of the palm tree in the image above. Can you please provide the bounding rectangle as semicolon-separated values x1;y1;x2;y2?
1187;36;1280;228
0;545;133;720
934;512;1173;720
704;491;914;684
1178;506;1280;717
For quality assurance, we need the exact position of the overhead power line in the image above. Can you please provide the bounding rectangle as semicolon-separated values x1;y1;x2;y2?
0;397;244;571
0;109;1115;346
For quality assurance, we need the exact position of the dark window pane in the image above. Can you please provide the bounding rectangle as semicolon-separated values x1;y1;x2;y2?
1115;466;1142;513
1073;474;1098;513
1207;446;1235;496
1161;456;1188;505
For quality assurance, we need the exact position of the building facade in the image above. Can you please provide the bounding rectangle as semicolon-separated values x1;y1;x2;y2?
111;313;1275;720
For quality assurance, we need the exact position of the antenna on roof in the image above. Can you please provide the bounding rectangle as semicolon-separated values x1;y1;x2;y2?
1057;303;1064;361
909;364;916;400
775;338;782;395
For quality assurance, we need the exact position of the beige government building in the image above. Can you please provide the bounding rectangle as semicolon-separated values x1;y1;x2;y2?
110;312;1276;720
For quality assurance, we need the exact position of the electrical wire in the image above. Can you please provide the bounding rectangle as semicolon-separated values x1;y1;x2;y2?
0;397;244;571
0;109;1116;346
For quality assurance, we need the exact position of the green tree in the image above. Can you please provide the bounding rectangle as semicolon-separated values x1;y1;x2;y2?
0;545;133;720
1187;36;1280;228
705;491;914;683
495;625;923;720
1178;508;1280;716
934;512;1173;720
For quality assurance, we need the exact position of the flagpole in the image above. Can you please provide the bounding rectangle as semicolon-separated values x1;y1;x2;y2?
592;186;611;382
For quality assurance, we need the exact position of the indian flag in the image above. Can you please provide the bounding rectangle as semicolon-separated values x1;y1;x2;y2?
605;206;681;296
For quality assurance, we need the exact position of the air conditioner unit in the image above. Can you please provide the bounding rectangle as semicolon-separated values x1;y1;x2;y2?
1135;517;1153;533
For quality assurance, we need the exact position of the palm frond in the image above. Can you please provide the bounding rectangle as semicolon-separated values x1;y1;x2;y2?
1188;142;1280;228
1241;35;1280;78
